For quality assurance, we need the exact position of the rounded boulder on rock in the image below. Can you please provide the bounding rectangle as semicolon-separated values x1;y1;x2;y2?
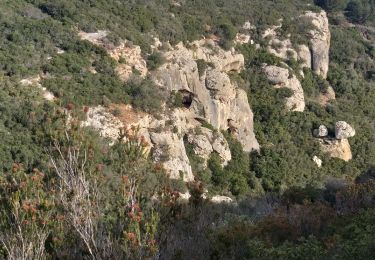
335;121;355;140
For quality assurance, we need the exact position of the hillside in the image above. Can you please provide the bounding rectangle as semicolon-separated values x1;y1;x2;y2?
0;0;375;259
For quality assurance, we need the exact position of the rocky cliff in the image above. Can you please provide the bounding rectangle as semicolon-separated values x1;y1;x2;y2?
153;39;259;152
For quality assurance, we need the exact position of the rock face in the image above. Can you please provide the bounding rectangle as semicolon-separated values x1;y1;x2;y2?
302;11;331;79
262;10;330;80
152;39;259;152
319;139;352;162
313;125;328;137
297;44;312;69
151;131;194;182
335;121;356;139
82;106;124;141
107;42;148;81
187;127;231;166
263;65;305;112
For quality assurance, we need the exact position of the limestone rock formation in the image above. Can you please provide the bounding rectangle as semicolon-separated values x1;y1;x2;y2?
319;138;352;162
186;127;231;166
78;31;147;81
82;106;124;141
235;33;251;45
150;131;194;182
263;65;289;84
316;121;355;162
297;44;312;69
262;11;330;80
152;39;259;152
302;11;331;79
267;38;298;61
108;42;148;81
263;65;305;112
335;121;356;140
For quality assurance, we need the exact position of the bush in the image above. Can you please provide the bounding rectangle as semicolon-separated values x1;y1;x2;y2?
346;0;374;23
125;77;166;114
147;52;165;70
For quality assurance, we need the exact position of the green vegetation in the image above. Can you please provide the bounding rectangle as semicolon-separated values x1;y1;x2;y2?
1;0;375;258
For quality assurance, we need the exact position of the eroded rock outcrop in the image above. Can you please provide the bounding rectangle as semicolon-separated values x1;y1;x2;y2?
151;131;194;182
335;121;356;140
302;11;331;79
313;156;323;167
263;65;305;112
186;127;231;167
319;138;352;162
152;39;259;152
82;106;124;141
315;121;355;162
263;11;330;79
78;31;147;81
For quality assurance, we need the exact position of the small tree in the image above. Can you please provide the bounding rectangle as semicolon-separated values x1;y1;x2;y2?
0;165;56;260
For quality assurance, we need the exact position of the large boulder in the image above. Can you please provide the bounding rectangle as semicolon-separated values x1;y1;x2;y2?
335;121;356;140
263;65;289;84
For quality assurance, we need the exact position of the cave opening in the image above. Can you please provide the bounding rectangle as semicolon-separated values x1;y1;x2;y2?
179;90;194;108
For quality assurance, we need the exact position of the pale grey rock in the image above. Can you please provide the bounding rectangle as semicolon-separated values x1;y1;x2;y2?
263;65;289;84
187;127;231;166
263;65;305;112
314;125;328;137
211;195;233;204
319;138;352;162
235;33;251;45
152;40;259;152
297;44;312;69
150;131;194;182
242;21;254;30
82;106;123;141
267;38;298;61
302;11;330;79
313;156;323;167
20;75;56;101
335;121;356;140
205;69;236;101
